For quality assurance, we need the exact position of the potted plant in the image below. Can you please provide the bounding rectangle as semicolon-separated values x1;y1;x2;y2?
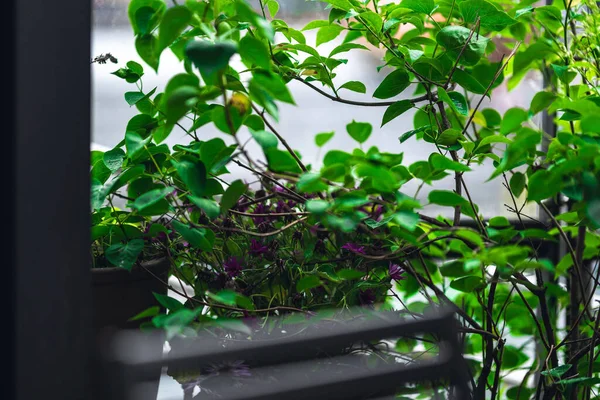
93;0;600;398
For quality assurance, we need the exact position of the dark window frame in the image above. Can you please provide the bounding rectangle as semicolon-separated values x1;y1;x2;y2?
13;1;92;399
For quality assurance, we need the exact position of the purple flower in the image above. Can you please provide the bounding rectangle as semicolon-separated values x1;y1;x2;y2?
253;203;271;225
342;242;365;254
206;360;251;378
275;200;287;214
224;256;244;278
154;231;168;243
359;289;376;306
389;262;406;281
310;224;320;236
373;205;384;221
235;198;250;213
249;239;269;256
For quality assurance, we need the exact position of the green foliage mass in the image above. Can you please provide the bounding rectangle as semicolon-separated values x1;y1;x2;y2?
91;0;600;398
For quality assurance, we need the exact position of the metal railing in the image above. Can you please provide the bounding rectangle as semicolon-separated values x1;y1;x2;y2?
97;309;470;400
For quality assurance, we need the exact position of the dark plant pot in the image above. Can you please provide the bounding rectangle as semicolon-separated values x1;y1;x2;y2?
91;257;169;400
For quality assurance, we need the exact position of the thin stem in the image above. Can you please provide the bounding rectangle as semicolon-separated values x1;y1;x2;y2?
251;103;307;172
292;77;431;107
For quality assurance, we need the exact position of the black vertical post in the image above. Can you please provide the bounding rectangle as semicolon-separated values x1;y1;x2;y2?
14;0;92;399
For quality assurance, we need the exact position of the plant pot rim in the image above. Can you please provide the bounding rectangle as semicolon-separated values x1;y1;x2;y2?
91;256;170;285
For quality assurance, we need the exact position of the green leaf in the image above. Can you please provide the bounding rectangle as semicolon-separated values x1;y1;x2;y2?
266;0;279;18
128;306;160;321
355;164;400;192
502;345;528;368
125;131;152;158
510;172;526;197
302;20;330;31
336;269;366;280
459;0;516;31
164;86;199;124
452;68;487;94
251;70;295;104
478;134;512;148
188;196;220;220
128;0;165;36
153;124;174;144
530;91;557;115
125;91;147;106
429;153;471;172
551;64;576;84
316;24;344;46
382;100;413;127
373;69;410;99
585;198;600;228
135;34;160;72
359;11;383;34
206;290;238;306
185;40;238;79
346;120;372;143
527;170;561;201
339;81;366;93
171;159;207;197
455;229;485;248
171;220;215;251
250;129;279;149
133;186;173;211
581;115;600;133
127;61;144;75
211;105;244;134
296;275;321;292
437;88;468;116
393;211;419;231
399;126;428;143
450;276;486;292
297;173;328;193
489;128;540;180
265;148;303;173
482;109;502;128
559;377;600;386
284;43;320;58
244;114;265;131
105;239;145;271
428;190;467;207
399;0;436;15
239;35;271;69
103;148;126;172
318;0;352;11
541;364;572;378
500;108;528;135
437;129;463;146
329;43;368;57
315;131;335;147
306;199;330;214
153;293;185;312
436;26;490;66
220;180;247;213
158;6;191;54
112;67;142;83
448;91;469;116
